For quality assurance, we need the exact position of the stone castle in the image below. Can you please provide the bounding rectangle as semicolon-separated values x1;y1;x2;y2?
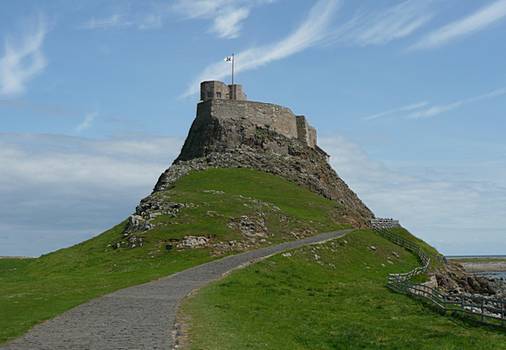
198;81;319;150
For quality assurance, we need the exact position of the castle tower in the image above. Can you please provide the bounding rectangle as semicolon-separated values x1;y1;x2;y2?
200;81;247;101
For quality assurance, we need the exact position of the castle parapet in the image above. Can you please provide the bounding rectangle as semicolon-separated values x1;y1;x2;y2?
200;81;246;101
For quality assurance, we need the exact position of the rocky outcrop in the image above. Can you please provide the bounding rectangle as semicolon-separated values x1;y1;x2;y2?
125;197;193;233
434;262;497;295
228;215;268;238
176;236;210;249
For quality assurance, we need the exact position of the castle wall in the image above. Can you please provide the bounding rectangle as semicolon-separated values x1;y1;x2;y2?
208;99;299;140
229;85;247;101
296;116;309;144
197;82;318;149
308;126;317;148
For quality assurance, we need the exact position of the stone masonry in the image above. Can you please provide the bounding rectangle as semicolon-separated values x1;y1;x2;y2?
200;81;247;101
198;80;318;149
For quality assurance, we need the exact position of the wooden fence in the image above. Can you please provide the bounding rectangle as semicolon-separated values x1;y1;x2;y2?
375;228;506;329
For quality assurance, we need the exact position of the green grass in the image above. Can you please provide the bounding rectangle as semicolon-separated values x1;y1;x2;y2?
182;230;506;350
384;227;444;271
0;168;349;344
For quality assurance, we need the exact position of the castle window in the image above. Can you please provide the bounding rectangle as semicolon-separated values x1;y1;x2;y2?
216;92;222;98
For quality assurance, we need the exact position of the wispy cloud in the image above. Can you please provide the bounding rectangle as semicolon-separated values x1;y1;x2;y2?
329;0;434;46
411;0;506;50
172;0;234;19
80;0;172;32
364;88;506;121
182;0;339;97
0;16;47;97
76;112;98;132
211;7;250;38
407;88;506;119
172;0;274;39
80;14;133;30
362;101;428;121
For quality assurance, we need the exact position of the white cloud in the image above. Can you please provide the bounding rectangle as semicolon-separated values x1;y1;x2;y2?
362;101;428;121
172;0;235;19
212;7;250;38
76;112;98;132
0;134;181;190
329;0;434;46
319;135;506;255
80;14;133;30
364;88;506;121
407;88;506;119
172;0;274;39
0;133;183;256
183;0;339;97
79;1;270;33
0;17;47;96
411;0;506;50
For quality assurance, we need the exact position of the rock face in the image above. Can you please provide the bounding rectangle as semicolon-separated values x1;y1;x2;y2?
228;215;268;238
435;262;497;295
123;85;374;244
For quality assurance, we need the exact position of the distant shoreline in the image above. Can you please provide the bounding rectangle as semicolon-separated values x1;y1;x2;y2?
446;255;506;260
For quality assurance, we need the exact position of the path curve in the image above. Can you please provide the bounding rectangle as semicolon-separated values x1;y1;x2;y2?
2;229;351;350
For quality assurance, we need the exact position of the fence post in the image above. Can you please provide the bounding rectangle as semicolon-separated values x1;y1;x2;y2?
481;298;484;322
502;300;505;327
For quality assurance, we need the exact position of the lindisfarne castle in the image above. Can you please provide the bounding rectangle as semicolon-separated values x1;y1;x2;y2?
198;80;320;151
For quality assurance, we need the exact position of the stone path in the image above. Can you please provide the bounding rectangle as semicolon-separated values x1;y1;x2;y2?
2;230;351;350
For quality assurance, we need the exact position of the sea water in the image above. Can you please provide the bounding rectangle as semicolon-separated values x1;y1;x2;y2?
480;271;506;279
476;271;506;280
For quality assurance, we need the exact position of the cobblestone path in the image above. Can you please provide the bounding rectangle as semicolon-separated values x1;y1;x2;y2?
2;230;351;350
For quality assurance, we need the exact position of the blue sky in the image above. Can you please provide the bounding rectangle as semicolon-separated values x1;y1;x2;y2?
1;0;505;257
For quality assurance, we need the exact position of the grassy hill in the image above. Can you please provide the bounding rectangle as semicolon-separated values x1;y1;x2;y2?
181;229;506;350
0;168;349;344
3;167;502;348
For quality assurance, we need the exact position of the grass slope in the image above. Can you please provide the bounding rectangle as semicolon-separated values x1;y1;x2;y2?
0;168;348;344
182;230;506;350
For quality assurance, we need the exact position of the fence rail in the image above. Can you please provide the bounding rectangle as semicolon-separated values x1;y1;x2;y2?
374;226;506;329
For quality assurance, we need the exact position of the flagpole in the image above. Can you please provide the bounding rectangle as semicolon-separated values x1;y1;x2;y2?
231;53;235;86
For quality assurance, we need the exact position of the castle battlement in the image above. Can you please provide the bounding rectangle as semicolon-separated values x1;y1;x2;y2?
200;81;247;101
198;81;320;150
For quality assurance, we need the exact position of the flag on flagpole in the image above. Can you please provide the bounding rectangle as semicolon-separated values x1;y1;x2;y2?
225;54;235;86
